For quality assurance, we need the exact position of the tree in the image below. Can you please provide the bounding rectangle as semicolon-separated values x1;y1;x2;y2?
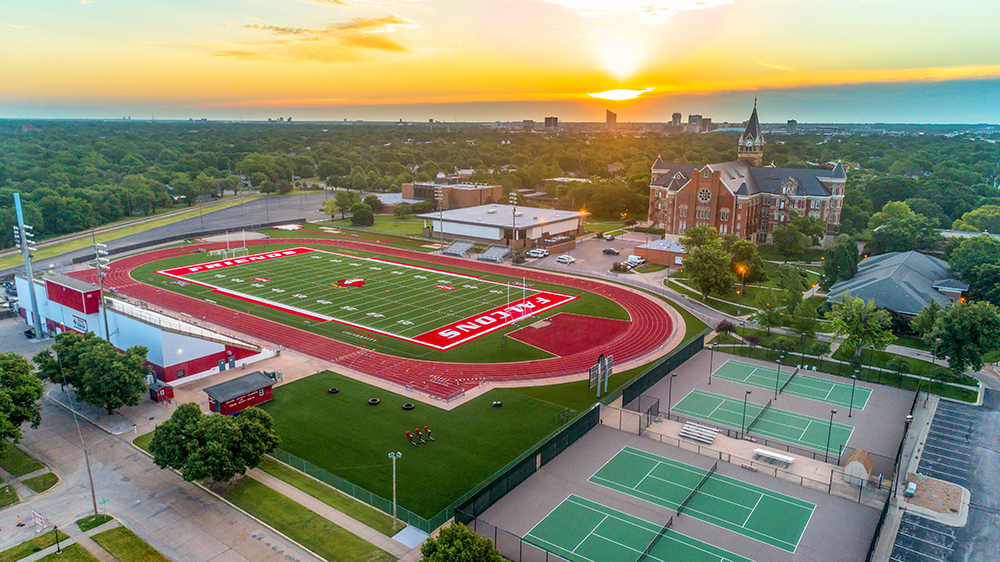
744;333;763;353
790;300;819;340
949;234;1000;280
684;241;733;299
33;330;102;389
351;203;375;226
363;195;384;213
276;180;293;194
420;523;503;562
76;343;150;414
333;191;356;219
967;263;1000;304
679;225;720;252
825;292;895;357
822;234;859;289
774;264;810;312
773;336;797;357
394;203;412;219
149;403;280;482
935;301;1000;374
772;212;826;261
725;238;767;285
716;320;736;336
321;198;338;220
867;201;941;254
952;205;1000;233
750;287;784;335
910;300;944;345
0;352;45;443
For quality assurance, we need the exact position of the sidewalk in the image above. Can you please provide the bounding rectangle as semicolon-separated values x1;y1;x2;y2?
247;469;415;559
19;519;123;562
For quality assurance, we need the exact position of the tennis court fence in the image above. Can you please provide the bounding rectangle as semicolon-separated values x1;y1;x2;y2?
624;394;660;436
457;510;571;562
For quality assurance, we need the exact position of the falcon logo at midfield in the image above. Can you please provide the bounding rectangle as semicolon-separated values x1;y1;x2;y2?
333;278;366;288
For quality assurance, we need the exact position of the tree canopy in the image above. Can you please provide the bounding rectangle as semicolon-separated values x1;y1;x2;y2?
825;292;895;357
822;234;859;289
934;301;1000;374
0;352;45;443
420;523;503;562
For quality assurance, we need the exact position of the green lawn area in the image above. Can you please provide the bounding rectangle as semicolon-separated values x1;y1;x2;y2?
666;281;755;316
831;345;975;384
758;246;825;263
130;240;628;364
634;263;666;274
584;221;625;234
319;215;429;237
0;485;19;508
0;442;43;478
0;529;70;562
76;514;115;533
892;335;931;351
35;544;97;562
260;370;567;519
22;473;58;494
219;478;394;562
0;196;261;271
511;365;645;412
257;457;397;536
132;432;153;452
91;527;170;562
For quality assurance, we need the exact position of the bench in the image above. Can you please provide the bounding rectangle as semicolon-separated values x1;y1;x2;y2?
753;448;795;468
679;422;718;445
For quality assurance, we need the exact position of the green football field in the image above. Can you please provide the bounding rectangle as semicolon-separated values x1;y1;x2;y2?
671;390;854;455
712;360;872;410
135;243;629;363
588;447;814;553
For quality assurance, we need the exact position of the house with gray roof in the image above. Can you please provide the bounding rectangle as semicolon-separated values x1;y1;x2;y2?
826;251;968;317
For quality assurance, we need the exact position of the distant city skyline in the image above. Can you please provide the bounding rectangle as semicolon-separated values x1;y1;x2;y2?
2;0;999;123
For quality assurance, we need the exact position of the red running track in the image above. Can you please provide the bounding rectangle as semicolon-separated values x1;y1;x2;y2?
70;238;676;398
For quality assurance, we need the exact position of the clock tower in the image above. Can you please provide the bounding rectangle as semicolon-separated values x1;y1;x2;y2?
738;99;764;167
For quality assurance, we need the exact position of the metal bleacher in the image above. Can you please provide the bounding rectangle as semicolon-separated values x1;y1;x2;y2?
442;240;475;257
477;245;511;263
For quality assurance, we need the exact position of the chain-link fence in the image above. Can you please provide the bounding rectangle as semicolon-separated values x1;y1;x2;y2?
459;511;571;562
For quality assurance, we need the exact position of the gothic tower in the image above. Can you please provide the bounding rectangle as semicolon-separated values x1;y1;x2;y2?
738;99;764;167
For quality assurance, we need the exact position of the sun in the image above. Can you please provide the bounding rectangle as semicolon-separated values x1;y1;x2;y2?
588;88;653;101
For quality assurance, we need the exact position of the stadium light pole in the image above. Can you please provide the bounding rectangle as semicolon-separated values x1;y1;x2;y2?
667;374;677;419
737;265;746;314
709;344;716;385
825;409;837;463
388;452;402;530
849;372;858;418
774;356;783;400
741;390;752;440
895;414;914;498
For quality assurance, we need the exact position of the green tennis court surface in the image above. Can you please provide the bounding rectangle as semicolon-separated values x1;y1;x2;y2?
525;495;757;562
672;390;854;454
712;360;871;409
589;447;814;553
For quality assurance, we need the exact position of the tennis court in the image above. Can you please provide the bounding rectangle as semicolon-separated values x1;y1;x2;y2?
524;494;757;562
588;447;814;553
671;390;854;454
712;360;872;409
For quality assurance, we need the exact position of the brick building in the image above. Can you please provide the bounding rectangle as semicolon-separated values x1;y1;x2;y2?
402;181;503;210
648;103;846;244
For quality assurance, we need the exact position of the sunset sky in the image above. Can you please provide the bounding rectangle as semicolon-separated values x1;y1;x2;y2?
2;0;998;123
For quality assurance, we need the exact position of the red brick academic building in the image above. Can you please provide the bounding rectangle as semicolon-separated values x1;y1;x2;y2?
648;103;846;244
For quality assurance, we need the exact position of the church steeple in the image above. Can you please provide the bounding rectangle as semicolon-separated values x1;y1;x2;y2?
738;98;764;167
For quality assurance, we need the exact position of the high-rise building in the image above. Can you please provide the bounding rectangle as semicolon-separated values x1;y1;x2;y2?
606;110;617;130
702;118;713;132
688;114;702;128
672;112;682;126
544;116;559;128
787;119;798;134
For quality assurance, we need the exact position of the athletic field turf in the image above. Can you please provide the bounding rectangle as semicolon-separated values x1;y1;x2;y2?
525;495;757;562
259;370;569;519
712;360;872;409
671;390;854;455
157;246;575;350
589;447;814;553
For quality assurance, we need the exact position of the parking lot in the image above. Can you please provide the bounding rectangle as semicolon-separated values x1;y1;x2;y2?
529;233;671;275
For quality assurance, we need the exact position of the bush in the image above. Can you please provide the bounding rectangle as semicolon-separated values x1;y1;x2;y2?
624;218;638;226
611;262;627;272
363;195;384;213
629;226;667;236
351;204;375;226
412;200;436;213
772;336;798;356
394;204;412;219
512;254;526;264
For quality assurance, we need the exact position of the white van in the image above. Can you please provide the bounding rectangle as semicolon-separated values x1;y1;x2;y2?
627;255;646;266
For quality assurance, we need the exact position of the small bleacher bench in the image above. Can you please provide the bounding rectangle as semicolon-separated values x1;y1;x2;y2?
679;422;718;445
753;448;795;468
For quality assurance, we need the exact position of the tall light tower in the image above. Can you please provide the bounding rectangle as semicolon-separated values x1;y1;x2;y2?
13;193;43;339
434;185;445;249
94;242;112;341
388;451;402;529
508;192;518;249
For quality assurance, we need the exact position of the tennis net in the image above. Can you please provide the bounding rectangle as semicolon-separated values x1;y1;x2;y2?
745;398;772;434
779;367;801;394
677;461;718;516
635;515;673;562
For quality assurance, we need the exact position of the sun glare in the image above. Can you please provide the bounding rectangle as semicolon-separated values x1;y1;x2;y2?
588;88;652;101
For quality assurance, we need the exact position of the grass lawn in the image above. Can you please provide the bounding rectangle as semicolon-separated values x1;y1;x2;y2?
76;514;115;533
0;529;70;562
510;364;645;412
35;544;97;562
91;527;170;562
585;221;626;234
667;281;755;316
131;241;628;364
257;457;397;536
0;197;260;272
22;473;58;494
831;345;976;385
758;246;825;263
0;442;44;478
892;335;931;352
320;215;429;237
219;478;394;562
132;432;153;452
0;485;19;508
260;370;567;519
634;263;667;274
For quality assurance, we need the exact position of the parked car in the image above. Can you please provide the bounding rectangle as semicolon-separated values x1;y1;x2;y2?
555;255;576;265
4;287;16;296
627;255;646;266
526;248;549;258
603;248;620;255
606;235;616;241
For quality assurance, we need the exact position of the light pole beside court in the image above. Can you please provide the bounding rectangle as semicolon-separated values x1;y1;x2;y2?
825;409;838;463
774;356;784;400
667;374;678;418
388;452;402;529
894;414;914;497
709;344;716;385
741;390;752;440
849;371;858;417
740;321;746;356
737;265;747;314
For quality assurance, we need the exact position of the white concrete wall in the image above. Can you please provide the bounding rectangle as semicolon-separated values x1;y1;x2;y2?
107;313;165;366
437;220;503;241
160;330;224;369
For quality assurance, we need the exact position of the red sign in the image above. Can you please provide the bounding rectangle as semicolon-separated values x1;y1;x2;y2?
253;277;270;283
156;247;316;278
334;278;366;288
412;290;577;350
435;285;455;290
